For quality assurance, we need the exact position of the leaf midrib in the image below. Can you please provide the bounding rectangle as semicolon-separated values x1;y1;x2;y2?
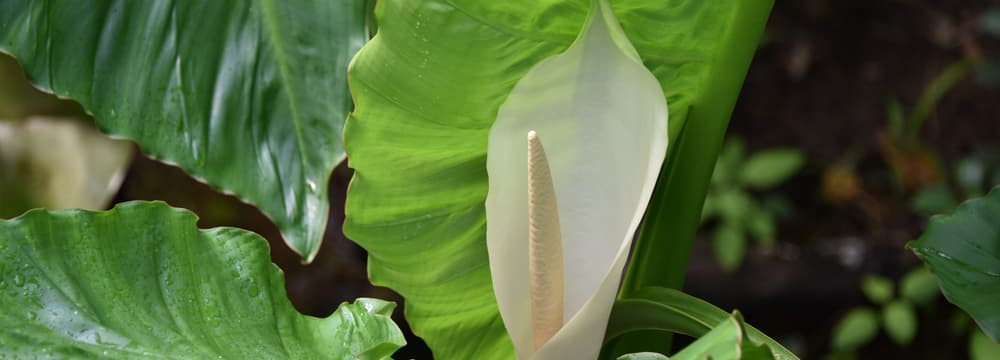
257;0;311;190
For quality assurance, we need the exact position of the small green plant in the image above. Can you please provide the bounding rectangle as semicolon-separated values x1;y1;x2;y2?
881;9;1000;195
911;150;1000;215
702;137;805;271
829;268;937;354
830;266;1000;359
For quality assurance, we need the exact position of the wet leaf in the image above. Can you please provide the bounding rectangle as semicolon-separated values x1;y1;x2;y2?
0;0;369;261
908;186;1000;342
0;202;404;358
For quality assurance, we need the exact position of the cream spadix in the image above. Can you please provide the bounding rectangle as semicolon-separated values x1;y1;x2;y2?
485;0;668;359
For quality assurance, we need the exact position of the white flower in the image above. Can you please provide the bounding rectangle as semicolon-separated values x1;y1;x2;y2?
485;1;669;359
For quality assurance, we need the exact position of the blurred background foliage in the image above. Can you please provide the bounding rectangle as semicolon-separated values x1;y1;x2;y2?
1;0;1000;359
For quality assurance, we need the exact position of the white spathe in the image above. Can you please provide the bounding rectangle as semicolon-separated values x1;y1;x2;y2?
485;0;669;358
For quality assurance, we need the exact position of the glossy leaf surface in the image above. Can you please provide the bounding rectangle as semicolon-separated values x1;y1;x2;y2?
0;202;404;358
909;186;1000;343
0;0;368;261
668;314;776;360
344;0;773;357
604;287;797;360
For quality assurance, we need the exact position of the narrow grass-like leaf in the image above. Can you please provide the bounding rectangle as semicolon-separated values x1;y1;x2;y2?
604;287;797;360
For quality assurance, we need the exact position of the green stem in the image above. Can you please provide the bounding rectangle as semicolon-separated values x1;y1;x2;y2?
608;0;774;357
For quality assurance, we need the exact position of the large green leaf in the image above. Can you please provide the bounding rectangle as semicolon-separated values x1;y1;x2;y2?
0;0;368;261
345;0;772;357
0;202;404;358
908;186;1000;343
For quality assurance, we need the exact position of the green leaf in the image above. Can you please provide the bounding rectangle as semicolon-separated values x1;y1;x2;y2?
713;138;747;187
908;60;973;141
344;0;774;358
746;208;777;246
860;275;894;305
715;189;753;223
621;0;774;305
0;0;368;261
899;267;940;306
881;300;917;346
911;184;957;216
830;307;879;352
971;328;1000;360
669;314;776;360
0;202;404;358
740;149;805;190
908;186;1000;343
886;97;905;141
0;117;131;219
714;221;747;272
604;287;798;360
618;352;670;360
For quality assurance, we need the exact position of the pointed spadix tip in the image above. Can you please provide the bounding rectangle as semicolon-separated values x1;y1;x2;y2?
527;130;538;141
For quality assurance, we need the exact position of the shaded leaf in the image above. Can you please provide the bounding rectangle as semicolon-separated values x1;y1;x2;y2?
714;221;746;272
908;186;1000;343
0;0;369;261
0;202;404;358
911;184;957;216
740;149;805;189
830;307;878;351
900;267;940;306
886;97;904;141
881;301;917;346
861;275;894;305
971;328;1000;360
713;138;747;187
746;208;777;246
714;189;753;223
